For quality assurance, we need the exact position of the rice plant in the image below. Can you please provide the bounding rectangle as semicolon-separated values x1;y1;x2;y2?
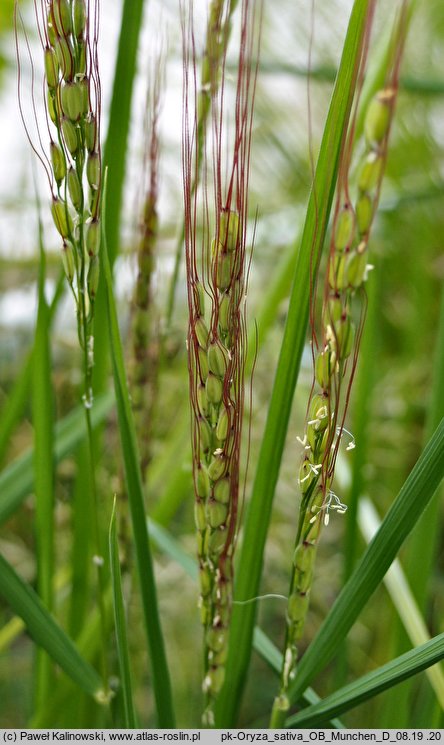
0;0;443;730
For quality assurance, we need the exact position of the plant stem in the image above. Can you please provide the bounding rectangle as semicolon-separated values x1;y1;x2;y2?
79;259;109;694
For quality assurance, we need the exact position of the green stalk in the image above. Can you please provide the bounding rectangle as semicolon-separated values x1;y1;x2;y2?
109;500;137;728
102;209;175;727
76;195;109;689
84;399;110;694
215;0;373;726
33;209;55;712
69;440;94;639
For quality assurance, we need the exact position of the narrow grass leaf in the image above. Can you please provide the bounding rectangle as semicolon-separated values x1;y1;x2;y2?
30;586;114;728
246;238;299;374
0;567;70;654
388;283;444;724
0;272;64;467
405;283;444;605
0;552;102;698
217;0;374;726
288;418;444;705
93;0;146;398
109;500;137;728
102;222;175;728
257;61;444;97
287;633;444;728
359;497;444;708
103;0;146;266
0;354;32;466
147;520;197;581
0;391;114;526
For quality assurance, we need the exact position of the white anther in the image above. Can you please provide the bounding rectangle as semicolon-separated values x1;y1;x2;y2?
82;393;93;410
283;647;293;686
92;555;104;567
296;434;307;447
364;264;375;281
298;462;322;484
213;448;223;456
337;425;356;451
326;324;334;343
322;489;348;525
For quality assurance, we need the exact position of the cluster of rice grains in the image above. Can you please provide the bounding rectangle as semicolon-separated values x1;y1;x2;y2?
271;5;408;726
16;0;108;694
182;0;260;725
25;0;101;404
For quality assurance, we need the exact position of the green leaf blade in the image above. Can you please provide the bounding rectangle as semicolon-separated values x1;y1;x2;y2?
216;0;373;726
0;553;102;698
287;634;444;728
0;392;114;527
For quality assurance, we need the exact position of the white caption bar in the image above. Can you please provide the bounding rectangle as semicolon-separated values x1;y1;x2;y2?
1;731;443;745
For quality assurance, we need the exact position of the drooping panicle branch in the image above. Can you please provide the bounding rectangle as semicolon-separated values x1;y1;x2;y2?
17;0;109;690
18;0;103;379
182;0;260;725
